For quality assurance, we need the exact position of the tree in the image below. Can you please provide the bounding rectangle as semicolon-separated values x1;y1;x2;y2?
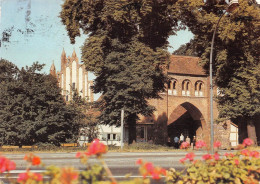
70;90;99;143
177;0;260;145
60;0;180;143
173;39;203;57
0;59;81;146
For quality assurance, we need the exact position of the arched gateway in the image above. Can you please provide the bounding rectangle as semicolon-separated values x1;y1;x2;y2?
168;102;206;144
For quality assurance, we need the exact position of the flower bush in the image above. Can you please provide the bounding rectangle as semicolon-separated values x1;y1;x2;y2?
167;138;260;184
0;138;259;184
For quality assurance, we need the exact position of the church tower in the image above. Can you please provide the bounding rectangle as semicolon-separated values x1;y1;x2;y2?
50;61;56;77
51;49;94;102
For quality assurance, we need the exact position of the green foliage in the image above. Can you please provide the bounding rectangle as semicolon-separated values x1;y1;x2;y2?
60;0;181;143
70;89;99;143
80;164;106;184
177;0;260;120
0;59;81;146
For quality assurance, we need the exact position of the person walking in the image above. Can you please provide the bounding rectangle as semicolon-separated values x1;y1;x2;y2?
186;136;191;146
192;136;196;150
174;136;179;149
180;133;184;144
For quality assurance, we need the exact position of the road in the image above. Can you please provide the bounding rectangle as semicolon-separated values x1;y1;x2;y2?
0;150;234;183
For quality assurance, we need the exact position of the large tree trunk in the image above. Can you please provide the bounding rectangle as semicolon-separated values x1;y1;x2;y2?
127;114;137;144
247;118;257;146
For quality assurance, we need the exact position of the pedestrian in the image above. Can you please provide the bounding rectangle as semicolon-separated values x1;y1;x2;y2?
180;133;184;144
174;136;179;149
186;136;191;146
192;136;196;150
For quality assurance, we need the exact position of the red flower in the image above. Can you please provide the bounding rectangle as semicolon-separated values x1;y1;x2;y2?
60;167;79;184
234;159;239;166
242;138;254;147
214;153;220;161
195;140;207;149
18;172;43;183
214;141;221;148
250;151;259;158
136;159;143;165
202;154;212;160
180;142;190;149
24;153;41;166
241;149;251;156
32;156;41;166
0;156;16;173
185;152;195;161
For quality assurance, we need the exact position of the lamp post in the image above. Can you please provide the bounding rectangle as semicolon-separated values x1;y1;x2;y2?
210;0;239;154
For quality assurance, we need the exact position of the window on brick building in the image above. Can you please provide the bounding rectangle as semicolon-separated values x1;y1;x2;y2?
195;81;204;97
182;80;191;96
168;79;177;95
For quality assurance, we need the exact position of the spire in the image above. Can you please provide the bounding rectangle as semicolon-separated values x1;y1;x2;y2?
62;48;66;57
72;48;77;58
50;61;56;77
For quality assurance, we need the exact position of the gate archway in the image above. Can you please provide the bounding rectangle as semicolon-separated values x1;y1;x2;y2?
168;102;206;144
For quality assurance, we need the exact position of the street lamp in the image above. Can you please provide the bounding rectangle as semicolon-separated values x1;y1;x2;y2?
210;0;239;154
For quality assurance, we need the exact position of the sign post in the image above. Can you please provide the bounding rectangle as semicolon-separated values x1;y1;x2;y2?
120;109;124;149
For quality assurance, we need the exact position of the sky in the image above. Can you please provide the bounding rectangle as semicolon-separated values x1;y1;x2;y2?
0;0;193;98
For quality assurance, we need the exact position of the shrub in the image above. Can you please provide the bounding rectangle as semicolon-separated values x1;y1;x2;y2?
166;139;260;184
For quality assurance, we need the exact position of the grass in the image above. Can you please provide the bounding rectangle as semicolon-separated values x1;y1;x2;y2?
0;142;187;153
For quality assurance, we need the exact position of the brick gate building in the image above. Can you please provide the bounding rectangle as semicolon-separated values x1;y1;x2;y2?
138;55;237;148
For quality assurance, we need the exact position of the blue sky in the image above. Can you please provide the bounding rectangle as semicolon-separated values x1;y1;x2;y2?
0;0;193;79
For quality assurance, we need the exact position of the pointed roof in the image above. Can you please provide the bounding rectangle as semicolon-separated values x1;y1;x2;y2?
50;61;56;71
72;49;77;58
61;48;66;57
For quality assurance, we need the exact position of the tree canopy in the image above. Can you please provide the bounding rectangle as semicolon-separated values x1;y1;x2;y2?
60;0;181;143
177;0;260;143
0;59;81;146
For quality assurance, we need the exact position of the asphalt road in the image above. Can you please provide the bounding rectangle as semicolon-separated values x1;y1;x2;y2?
0;151;235;183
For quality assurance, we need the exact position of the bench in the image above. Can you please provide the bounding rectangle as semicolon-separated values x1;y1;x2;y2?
60;143;78;147
1;146;19;149
21;146;38;149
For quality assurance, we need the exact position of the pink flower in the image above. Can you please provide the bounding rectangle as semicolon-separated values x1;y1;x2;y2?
138;160;166;180
76;139;107;158
18;172;43;183
180;158;187;163
214;141;221;148
242;138;254;147
234;159;239;166
214;153;220;161
250;151;259;158
180;142;190;149
185;152;195;161
202;154;212;160
241;149;250;156
195;140;207;149
224;153;234;158
86;139;107;156
0;156;16;173
144;162;154;172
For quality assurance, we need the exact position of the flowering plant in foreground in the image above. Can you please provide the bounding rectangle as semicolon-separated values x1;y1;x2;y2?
0;138;259;184
167;138;260;184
